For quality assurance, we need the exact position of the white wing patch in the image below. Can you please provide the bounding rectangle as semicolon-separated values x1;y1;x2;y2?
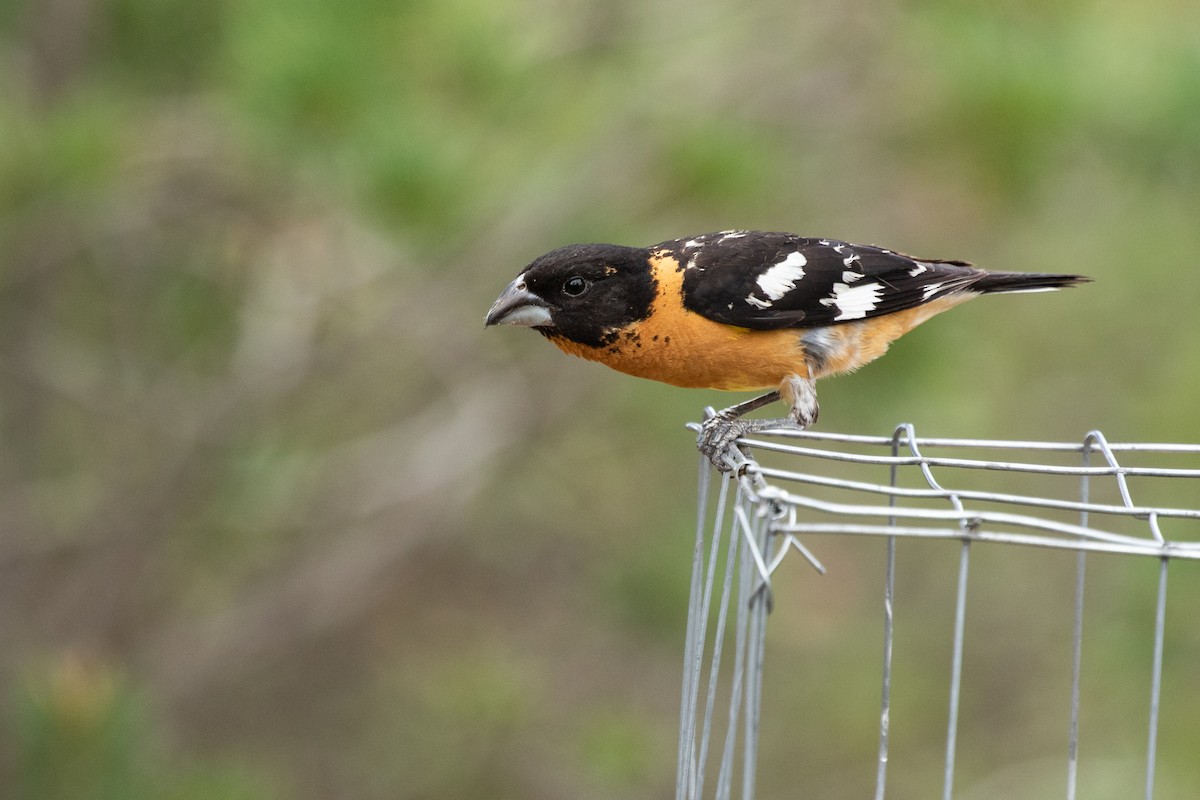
754;251;808;301
921;281;946;301
821;281;884;321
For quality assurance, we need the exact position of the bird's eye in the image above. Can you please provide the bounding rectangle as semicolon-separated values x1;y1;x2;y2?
562;276;590;297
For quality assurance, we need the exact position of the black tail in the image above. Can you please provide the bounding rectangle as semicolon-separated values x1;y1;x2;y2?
973;271;1092;294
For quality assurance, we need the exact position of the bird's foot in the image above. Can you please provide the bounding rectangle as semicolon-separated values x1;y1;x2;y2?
697;412;800;473
697;410;751;472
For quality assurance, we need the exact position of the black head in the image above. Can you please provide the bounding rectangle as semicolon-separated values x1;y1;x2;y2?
485;243;656;347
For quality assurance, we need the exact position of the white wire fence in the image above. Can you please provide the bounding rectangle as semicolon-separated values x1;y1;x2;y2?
676;423;1200;800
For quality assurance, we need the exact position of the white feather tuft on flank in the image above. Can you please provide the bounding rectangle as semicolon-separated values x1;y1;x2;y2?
755;251;808;300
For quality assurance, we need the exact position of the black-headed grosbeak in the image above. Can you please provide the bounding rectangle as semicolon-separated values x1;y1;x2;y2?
485;230;1088;470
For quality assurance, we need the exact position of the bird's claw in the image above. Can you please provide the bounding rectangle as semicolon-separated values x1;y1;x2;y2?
697;412;755;473
697;408;818;474
698;414;803;473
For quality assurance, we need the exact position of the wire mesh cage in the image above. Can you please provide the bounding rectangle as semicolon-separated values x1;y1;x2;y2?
676;423;1200;800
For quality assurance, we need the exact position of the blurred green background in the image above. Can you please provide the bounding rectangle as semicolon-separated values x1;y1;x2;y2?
2;0;1199;797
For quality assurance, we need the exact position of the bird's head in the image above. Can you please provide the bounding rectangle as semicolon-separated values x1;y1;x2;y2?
485;243;657;347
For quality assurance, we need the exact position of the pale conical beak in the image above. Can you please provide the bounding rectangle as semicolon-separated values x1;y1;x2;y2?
485;275;554;327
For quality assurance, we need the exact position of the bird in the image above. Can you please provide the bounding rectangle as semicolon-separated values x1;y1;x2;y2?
485;230;1089;471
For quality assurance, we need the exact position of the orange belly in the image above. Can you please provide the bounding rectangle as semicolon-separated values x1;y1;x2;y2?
548;314;809;390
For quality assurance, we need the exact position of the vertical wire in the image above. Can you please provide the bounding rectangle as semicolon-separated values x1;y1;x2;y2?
1066;443;1091;800
716;487;756;800
1144;551;1168;800
942;540;970;800
874;433;902;800
677;455;712;800
741;510;771;800
694;479;743;800
741;573;762;800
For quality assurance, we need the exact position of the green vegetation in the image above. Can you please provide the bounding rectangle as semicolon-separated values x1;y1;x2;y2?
2;0;1198;797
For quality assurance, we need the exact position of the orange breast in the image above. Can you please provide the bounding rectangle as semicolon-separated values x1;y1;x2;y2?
547;253;811;391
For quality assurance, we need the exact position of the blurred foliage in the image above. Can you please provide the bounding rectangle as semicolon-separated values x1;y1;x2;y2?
1;0;1199;797
11;654;274;800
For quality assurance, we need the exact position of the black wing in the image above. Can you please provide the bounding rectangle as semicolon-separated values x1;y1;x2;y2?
657;230;985;330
